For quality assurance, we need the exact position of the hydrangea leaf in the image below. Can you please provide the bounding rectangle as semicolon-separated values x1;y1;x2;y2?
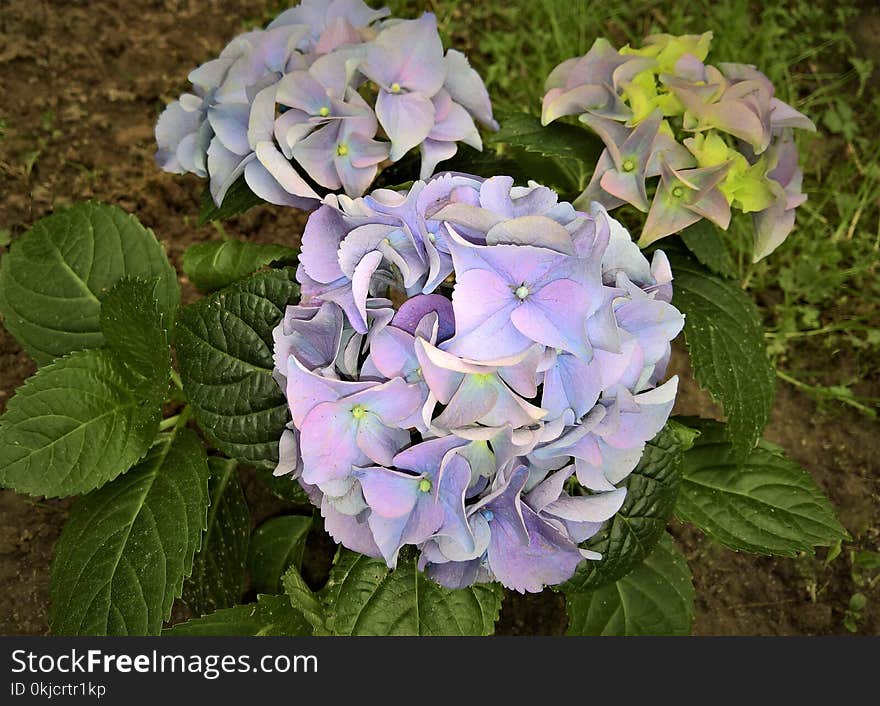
0;201;179;365
490;109;604;168
198;176;266;225
164;594;311;636
677;220;736;279
50;429;209;635
489;109;604;195
177;269;299;468
254;466;312;505
372;144;527;192
669;250;775;458
249;515;313;594
675;418;849;555
0;348;166;497
183;239;298;292
321;549;503;636
563;420;697;593
100;276;172;381
282;564;329;635
0;275;172;498
183;458;250;615
565;533;695;635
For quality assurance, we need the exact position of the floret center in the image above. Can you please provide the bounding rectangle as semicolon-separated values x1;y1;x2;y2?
351;404;367;419
622;158;636;173
515;284;530;300
336;143;349;157
319;106;330;117
390;82;402;93
418;479;432;493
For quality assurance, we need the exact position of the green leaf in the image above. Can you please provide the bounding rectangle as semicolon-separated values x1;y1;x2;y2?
0;348;165;497
0;275;173;497
678;220;736;278
490;109;603;167
183;239;298;292
198;177;266;225
176;269;298;468
320;549;503;636
254;466;312;504
50;429;209;635
675;419;849;555
372;144;530;193
282;564;327;634
563;420;697;592
249;515;312;594
670;251;775;458
854;550;880;571
164;594;311;636
0;201;179;365
489;109;603;195
183;458;250;615
565;534;695;635
100;277;171;380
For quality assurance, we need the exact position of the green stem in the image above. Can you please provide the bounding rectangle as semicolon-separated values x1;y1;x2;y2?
158;414;181;432
211;221;228;239
170;369;184;390
740;262;754;290
158;405;192;437
776;370;878;417
765;322;874;340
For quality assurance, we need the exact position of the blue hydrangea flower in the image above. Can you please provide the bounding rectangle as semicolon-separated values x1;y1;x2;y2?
272;172;684;593
156;2;496;207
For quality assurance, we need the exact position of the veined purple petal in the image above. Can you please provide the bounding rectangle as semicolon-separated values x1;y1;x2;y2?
274;427;301;478
208;103;251;156
376;90;436;162
393;294;455;341
485;215;576;254
356;466;421;518
155;99;205;174
443;49;497;129
361;13;446;95
274;301;344;373
254;141;322;200
276;70;333;114
299;204;351;284
283;353;374;425
419;139;459;181
300;400;365;485
429;91;481;148
292;122;344;190
207;139;252;205
321;498;382;558
510;278;592;358
314;16;361;54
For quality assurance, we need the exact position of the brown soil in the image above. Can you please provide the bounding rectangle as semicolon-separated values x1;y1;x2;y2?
0;0;878;636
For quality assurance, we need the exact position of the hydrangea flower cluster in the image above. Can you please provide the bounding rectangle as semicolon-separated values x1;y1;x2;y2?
155;0;496;209
272;172;684;592
542;32;815;261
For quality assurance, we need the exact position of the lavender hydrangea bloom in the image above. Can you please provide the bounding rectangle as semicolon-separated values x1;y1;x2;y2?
155;2;496;208
272;172;684;592
543;32;814;260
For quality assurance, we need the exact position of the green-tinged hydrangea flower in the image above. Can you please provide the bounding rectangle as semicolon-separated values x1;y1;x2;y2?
542;31;815;260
